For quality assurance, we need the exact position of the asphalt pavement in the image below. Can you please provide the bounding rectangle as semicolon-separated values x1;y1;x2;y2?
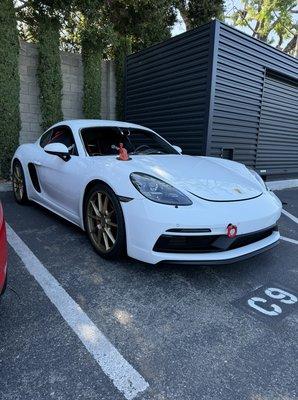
0;188;297;400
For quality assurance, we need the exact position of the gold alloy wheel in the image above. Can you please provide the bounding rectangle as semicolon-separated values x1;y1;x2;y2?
13;164;24;202
87;191;118;252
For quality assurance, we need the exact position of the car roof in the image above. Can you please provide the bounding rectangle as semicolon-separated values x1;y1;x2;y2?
51;119;154;133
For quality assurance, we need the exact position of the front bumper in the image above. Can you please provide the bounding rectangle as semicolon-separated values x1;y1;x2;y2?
157;236;279;265
121;191;282;265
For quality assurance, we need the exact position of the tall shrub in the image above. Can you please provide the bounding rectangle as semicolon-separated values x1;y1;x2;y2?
37;14;63;130
107;0;175;120
80;3;113;119
81;27;103;119
0;0;20;178
114;36;132;120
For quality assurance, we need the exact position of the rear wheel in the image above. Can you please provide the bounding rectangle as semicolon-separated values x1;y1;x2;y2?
12;161;28;204
84;183;126;259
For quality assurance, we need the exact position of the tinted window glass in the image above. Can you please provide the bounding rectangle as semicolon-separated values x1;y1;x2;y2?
40;126;78;156
40;129;52;148
81;127;177;156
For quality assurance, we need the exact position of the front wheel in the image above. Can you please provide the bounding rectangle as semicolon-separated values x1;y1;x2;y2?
12;161;28;204
84;183;126;259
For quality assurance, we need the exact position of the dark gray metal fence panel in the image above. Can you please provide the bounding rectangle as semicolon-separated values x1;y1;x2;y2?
256;74;298;175
209;23;298;172
125;20;298;177
125;24;212;155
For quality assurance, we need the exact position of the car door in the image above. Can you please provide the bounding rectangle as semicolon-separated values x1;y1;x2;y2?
37;125;83;218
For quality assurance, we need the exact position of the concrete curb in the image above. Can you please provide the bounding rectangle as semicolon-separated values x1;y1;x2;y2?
267;179;298;191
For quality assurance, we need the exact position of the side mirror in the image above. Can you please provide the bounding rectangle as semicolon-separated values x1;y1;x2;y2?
44;143;70;161
172;145;182;154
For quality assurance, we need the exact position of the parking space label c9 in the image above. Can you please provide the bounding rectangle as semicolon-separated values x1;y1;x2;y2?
233;284;298;324
248;288;297;317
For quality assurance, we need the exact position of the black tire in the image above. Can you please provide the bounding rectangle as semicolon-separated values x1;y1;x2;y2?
84;183;126;259
12;160;28;205
0;274;7;297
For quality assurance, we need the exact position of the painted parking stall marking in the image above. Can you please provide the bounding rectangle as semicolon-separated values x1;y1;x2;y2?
280;207;298;245
6;223;149;400
280;236;298;245
282;209;298;225
232;283;298;324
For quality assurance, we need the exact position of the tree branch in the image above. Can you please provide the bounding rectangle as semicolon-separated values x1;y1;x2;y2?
272;10;296;37
240;14;258;36
15;1;30;12
230;2;258;36
283;34;297;53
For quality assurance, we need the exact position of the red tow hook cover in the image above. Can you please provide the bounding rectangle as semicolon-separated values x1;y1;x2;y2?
227;224;237;238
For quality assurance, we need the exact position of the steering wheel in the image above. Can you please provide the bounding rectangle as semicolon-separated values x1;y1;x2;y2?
133;145;151;154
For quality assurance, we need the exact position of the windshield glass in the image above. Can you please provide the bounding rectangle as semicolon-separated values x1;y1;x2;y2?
81;127;178;156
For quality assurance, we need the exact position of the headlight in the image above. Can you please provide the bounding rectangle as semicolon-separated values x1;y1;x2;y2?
130;172;192;206
248;169;268;190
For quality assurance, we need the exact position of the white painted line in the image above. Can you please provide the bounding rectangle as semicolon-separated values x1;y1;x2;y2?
280;236;298;245
6;223;149;400
282;209;298;225
268;179;298;191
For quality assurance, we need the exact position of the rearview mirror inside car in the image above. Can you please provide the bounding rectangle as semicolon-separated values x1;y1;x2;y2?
44;143;70;161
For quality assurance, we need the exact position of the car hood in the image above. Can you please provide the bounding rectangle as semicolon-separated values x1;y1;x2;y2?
121;155;263;201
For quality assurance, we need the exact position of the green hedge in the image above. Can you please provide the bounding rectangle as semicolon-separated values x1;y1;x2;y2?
0;0;20;178
82;43;102;119
37;15;63;131
114;36;132;120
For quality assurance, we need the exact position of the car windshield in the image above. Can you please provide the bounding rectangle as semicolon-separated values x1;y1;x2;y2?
81;127;178;156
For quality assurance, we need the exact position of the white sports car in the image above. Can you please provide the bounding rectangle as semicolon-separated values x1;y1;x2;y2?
12;119;282;265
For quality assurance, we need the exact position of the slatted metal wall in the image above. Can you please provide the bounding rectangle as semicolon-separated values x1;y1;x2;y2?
256;73;298;175
125;24;213;155
209;23;298;175
125;20;298;177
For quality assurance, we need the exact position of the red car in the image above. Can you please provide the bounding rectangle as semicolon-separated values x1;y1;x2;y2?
0;202;7;297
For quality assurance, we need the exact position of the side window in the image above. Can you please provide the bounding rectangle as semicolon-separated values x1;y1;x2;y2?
40;129;53;148
42;126;78;156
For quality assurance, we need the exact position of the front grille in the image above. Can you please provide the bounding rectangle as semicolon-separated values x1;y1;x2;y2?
153;225;277;253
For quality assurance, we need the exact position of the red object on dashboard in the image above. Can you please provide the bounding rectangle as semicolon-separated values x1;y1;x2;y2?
118;143;129;161
0;202;7;296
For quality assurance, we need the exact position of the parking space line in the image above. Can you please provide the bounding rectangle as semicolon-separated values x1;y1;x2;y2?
282;209;298;224
6;223;149;400
280;236;298;245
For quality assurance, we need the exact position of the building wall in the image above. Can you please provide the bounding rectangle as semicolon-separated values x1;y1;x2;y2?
125;23;213;155
125;21;298;177
19;40;116;144
209;22;298;175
